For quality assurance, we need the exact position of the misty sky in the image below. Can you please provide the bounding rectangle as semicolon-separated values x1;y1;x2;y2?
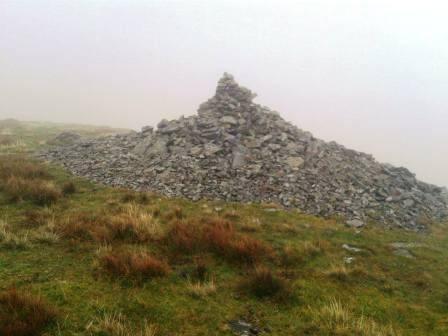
1;1;447;187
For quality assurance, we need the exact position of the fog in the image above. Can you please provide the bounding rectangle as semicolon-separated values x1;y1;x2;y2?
1;1;447;187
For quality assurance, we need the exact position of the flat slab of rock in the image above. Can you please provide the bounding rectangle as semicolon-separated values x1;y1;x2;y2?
285;156;304;169
48;132;81;145
228;320;260;336
393;248;415;259
346;219;365;228
344;256;356;264
389;242;425;249
342;244;363;253
389;242;424;259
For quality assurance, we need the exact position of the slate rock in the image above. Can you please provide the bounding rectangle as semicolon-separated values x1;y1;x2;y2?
285;156;304;169
393;248;415;259
346;219;365;229
228;320;260;336
342;244;363;253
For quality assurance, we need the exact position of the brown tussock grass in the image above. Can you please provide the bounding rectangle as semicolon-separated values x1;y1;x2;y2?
120;191;150;204
98;250;170;280
166;217;272;264
58;204;162;242
0;288;57;336
307;299;400;336
187;278;217;299
87;313;157;336
239;266;291;300
0;135;14;146
193;256;209;282
61;181;77;195
222;209;240;221
162;206;184;222
0;155;50;181
279;244;305;270
202;218;235;253
165;220;202;253
240;217;262;232
325;264;370;282
299;239;331;258
232;236;272;264
0;155;62;206
2;176;61;205
0;219;31;249
58;213;111;242
23;207;56;228
108;204;163;242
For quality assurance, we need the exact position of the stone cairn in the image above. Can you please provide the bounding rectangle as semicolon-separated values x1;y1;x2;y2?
42;73;448;230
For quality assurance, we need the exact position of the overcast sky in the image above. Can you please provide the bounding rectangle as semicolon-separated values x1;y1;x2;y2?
1;0;447;187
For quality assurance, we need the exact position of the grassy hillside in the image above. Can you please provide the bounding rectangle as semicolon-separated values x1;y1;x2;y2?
0;124;447;336
0;119;130;153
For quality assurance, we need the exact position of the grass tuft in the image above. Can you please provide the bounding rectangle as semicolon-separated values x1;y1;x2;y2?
232;236;272;264
279;244;304;270
61;181;77;195
0;220;30;249
108;204;163;242
203;219;235;253
88;313;157;336
307;299;400;335
2;176;61;205
187;278;217;299
98;249;170;280
324;264;370;282
166;220;202;253
0;155;50;180
166;218;272;264
240;266;290;300
23;207;56;228
0;288;57;336
59;205;163;243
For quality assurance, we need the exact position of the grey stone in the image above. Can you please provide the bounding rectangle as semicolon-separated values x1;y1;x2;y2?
285;156;304;169
389;242;425;249
344;256;355;264
220;116;238;125
132;135;153;156
228;320;259;336
146;138;167;157
346;219;365;228
204;143;222;156
342;244;363;253
141;126;153;134
232;147;247;169
190;146;203;156
157;119;169;129
48;132;81;145
393;248;415;259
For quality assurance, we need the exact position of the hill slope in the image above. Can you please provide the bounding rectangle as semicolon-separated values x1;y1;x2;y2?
0;119;129;153
0;117;448;335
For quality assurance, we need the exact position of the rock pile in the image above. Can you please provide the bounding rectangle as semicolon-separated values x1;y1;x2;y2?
442;187;448;203
42;73;447;230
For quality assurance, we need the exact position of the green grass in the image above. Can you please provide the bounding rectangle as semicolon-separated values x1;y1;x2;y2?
0;123;447;335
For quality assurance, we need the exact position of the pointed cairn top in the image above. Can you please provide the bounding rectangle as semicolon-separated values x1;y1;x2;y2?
198;73;257;117
215;73;257;104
